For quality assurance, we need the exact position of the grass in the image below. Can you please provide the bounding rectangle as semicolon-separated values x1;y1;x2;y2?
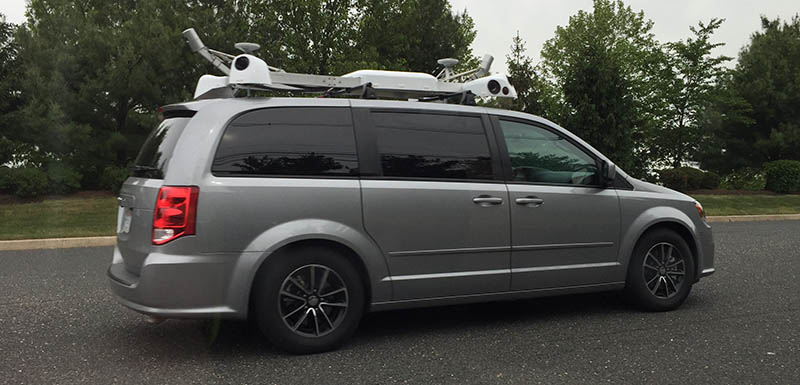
0;192;798;240
692;194;800;216
0;193;117;240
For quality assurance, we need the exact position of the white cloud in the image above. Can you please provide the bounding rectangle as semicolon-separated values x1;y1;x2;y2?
0;0;27;24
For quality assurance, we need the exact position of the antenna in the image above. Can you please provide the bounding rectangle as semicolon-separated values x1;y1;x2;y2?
184;28;517;103
234;42;260;54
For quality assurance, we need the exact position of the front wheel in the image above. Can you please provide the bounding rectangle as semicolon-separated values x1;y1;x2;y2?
625;229;695;311
253;246;365;354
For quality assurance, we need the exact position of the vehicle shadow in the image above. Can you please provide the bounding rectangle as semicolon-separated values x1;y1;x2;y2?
196;290;638;356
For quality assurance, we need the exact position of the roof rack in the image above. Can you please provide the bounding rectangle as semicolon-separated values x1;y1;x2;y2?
183;28;517;105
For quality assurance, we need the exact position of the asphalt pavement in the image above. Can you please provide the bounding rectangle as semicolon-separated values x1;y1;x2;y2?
1;221;798;384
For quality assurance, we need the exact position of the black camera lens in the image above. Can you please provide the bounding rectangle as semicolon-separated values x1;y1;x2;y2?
488;79;501;94
235;56;250;71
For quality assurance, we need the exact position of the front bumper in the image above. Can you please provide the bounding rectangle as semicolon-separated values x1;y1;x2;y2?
697;221;715;279
107;246;242;319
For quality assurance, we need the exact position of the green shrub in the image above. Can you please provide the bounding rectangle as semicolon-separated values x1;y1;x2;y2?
11;167;49;198
700;171;721;189
721;167;766;190
46;162;82;195
0;166;13;193
678;167;706;190
764;160;800;193
659;167;720;192
99;166;130;193
659;168;689;191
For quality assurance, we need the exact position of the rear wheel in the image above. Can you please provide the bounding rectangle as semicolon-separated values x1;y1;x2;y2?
625;229;695;311
253;246;365;354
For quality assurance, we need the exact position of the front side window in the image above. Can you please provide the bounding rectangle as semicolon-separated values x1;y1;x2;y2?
499;119;599;186
212;107;358;177
371;111;494;180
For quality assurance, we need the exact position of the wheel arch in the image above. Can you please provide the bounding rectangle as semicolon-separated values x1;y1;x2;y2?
247;238;373;318
224;219;392;318
620;207;701;282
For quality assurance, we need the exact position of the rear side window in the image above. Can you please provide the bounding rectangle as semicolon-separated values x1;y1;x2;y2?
133;117;191;179
371;111;494;180
212;107;358;177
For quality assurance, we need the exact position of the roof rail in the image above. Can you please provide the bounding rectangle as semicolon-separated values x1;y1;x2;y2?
183;28;517;105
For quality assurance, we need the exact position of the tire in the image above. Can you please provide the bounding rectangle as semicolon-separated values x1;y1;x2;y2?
253;245;365;354
625;229;695;312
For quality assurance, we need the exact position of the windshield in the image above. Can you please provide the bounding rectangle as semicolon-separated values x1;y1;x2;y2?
132;117;191;179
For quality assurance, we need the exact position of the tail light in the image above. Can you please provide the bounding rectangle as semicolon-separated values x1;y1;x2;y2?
152;186;199;245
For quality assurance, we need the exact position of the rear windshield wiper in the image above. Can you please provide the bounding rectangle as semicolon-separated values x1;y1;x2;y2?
129;165;163;178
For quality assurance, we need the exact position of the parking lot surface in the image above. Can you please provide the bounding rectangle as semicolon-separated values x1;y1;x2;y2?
1;221;798;384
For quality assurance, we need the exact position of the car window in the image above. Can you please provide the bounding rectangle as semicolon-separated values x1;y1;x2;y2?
133;117;191;179
371;111;494;180
212;107;359;177
499;119;599;186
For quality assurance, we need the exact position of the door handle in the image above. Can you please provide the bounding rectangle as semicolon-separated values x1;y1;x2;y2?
515;196;544;206
473;196;503;206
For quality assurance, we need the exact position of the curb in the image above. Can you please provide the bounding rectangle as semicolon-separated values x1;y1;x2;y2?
0;236;116;251
706;214;800;223
1;213;800;251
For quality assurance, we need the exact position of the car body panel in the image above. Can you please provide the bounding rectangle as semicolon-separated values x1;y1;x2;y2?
361;180;511;299
507;184;622;290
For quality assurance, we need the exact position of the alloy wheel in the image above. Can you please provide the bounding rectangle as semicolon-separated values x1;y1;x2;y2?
278;264;349;338
642;242;686;299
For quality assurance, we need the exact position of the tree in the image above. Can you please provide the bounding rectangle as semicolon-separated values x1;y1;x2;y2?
5;0;478;190
540;0;666;176
356;0;478;74
732;16;800;165
656;19;730;168
13;0;242;184
493;31;548;116
0;13;25;165
695;15;800;173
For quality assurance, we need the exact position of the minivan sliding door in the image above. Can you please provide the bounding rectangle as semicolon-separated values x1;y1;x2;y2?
355;109;511;300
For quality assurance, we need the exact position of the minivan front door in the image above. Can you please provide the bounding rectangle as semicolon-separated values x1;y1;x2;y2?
358;109;511;300
494;118;621;291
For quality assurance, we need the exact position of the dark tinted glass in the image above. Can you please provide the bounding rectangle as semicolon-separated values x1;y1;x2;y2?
212;107;358;177
372;112;493;180
133;117;191;179
499;119;599;186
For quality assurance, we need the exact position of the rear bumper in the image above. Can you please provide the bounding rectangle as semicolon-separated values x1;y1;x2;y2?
107;245;243;319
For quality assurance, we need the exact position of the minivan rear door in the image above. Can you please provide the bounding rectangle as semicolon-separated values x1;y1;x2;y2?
491;117;621;291
356;108;511;300
116;112;193;275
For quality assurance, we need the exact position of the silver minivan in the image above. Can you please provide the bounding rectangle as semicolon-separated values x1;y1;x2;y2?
108;97;714;353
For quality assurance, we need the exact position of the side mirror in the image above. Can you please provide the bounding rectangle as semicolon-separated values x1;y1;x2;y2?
600;161;616;187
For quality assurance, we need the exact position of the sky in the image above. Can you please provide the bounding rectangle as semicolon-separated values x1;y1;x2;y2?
450;0;799;73
2;0;798;73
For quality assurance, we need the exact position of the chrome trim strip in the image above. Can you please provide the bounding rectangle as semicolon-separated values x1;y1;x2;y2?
381;262;619;282
511;261;619;274
512;241;614;251
388;246;510;257
388;242;614;257
701;268;715;277
370;282;627;308
381;268;510;282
